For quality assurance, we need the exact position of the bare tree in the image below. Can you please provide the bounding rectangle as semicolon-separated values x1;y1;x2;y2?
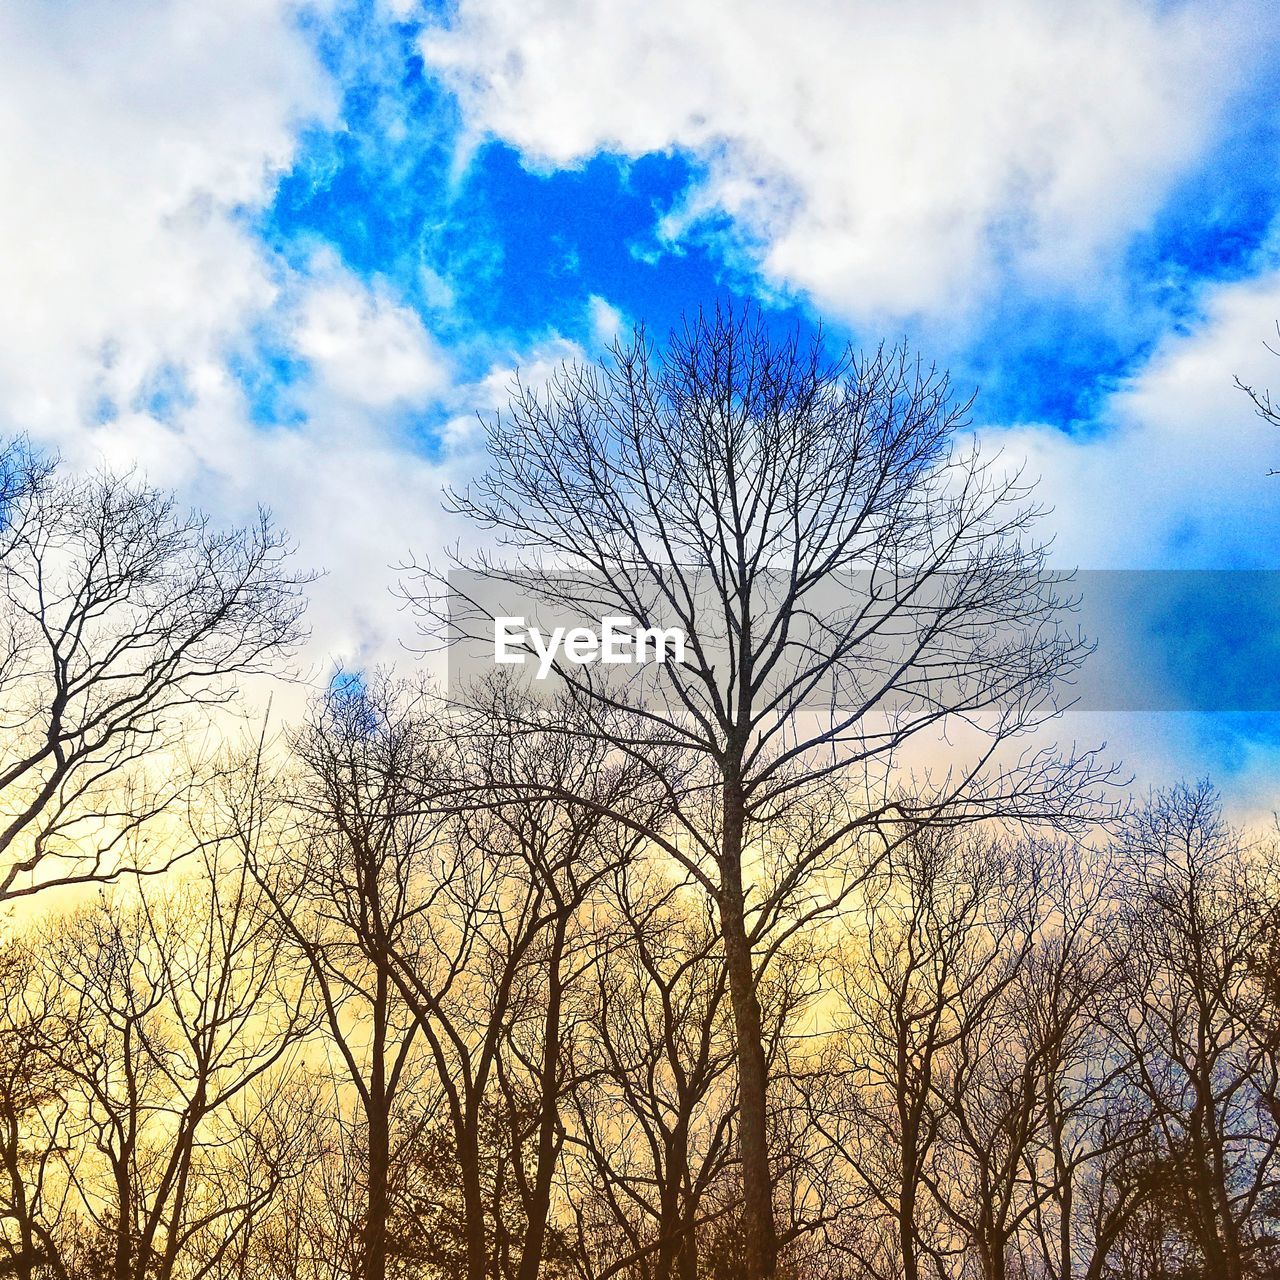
412;305;1116;1277
562;862;737;1280
242;678;439;1280
1104;784;1280;1280
28;836;312;1280
803;828;1019;1280
244;675;656;1280
0;940;76;1280
921;841;1083;1280
0;442;308;899
379;685;658;1280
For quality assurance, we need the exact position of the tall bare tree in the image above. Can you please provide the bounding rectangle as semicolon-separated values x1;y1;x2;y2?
563;863;737;1280
242;679;439;1280
413;305;1115;1278
0;441;307;899
381;686;658;1280
0;940;75;1280
1105;784;1280;1280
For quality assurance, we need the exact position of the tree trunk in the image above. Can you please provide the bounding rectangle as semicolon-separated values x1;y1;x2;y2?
677;1220;699;1280
1189;1098;1232;1280
461;1114;487;1280
515;917;568;1280
898;1181;919;1280
1058;1177;1074;1280
719;781;777;1280
112;1159;132;1280
656;1114;695;1280
365;1103;390;1280
897;1081;922;1280
364;965;391;1280
978;1233;1006;1280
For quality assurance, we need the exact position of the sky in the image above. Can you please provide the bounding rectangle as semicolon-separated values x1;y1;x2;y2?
3;0;1280;810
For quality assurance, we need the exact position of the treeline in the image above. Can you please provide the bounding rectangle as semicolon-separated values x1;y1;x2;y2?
1;696;1276;1280
0;307;1277;1280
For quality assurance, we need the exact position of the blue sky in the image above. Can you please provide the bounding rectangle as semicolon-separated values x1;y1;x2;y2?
266;1;1280;427
3;0;1280;808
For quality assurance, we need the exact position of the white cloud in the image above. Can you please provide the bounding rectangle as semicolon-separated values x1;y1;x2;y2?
0;0;333;446
586;295;626;348
989;267;1280;570
437;333;585;456
4;0;1278;801
982;267;1280;813
0;1;468;672
423;0;1271;321
292;257;452;408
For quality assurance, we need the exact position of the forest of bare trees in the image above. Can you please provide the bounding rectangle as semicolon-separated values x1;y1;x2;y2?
0;312;1277;1280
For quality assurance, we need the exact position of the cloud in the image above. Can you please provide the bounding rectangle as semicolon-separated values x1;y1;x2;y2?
587;295;626;349
983;265;1280;811
3;0;1276;805
292;255;452;408
989;265;1280;570
0;1;461;673
437;332;585;457
0;0;334;446
423;0;1271;322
